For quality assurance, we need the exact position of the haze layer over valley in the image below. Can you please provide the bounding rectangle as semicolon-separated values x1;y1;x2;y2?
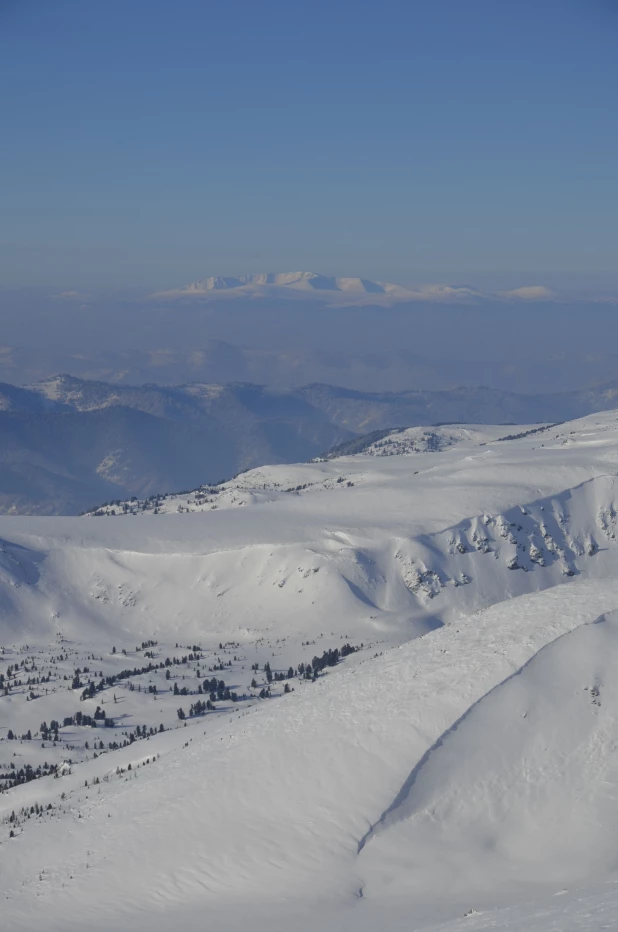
5;270;618;516
5;369;618;515
4;273;618;395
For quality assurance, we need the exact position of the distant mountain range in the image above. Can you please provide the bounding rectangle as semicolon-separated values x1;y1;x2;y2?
0;377;353;515
170;271;400;295
2;374;618;515
4;276;618;399
150;270;566;304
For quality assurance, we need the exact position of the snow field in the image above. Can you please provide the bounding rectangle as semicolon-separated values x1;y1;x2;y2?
3;410;618;928
5;581;618;930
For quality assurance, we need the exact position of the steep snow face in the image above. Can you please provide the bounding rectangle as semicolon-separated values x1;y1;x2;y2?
4;410;618;931
360;611;618;907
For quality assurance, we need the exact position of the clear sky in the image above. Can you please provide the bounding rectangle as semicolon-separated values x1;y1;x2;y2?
1;0;617;290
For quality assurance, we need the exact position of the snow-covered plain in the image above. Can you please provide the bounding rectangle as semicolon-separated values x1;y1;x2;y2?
4;412;618;930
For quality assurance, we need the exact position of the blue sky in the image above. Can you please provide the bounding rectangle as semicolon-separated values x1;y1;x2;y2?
1;0;616;290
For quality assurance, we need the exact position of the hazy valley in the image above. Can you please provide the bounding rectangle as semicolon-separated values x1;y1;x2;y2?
3;368;618;515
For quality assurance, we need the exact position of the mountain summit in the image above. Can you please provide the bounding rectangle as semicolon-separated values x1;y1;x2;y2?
200;271;393;293
150;272;561;304
154;270;410;299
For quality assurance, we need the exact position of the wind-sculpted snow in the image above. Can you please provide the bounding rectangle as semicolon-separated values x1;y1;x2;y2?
3;410;618;930
359;610;618;905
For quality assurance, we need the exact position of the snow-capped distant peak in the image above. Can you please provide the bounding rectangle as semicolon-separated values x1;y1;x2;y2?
150;272;568;304
149;271;488;303
166;271;393;296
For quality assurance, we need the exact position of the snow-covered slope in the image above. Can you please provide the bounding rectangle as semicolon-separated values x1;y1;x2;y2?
5;583;618;932
85;423;543;516
4;410;618;930
324;423;535;459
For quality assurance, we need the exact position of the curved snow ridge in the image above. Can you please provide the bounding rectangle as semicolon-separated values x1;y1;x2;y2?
359;608;611;848
0;532;424;647
358;608;618;909
4;473;618;649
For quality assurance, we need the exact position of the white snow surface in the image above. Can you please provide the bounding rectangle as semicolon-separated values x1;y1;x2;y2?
85;423;543;517
4;411;618;929
333;423;529;457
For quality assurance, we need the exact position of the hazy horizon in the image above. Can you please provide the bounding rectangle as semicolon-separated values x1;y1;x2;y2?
1;0;616;291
